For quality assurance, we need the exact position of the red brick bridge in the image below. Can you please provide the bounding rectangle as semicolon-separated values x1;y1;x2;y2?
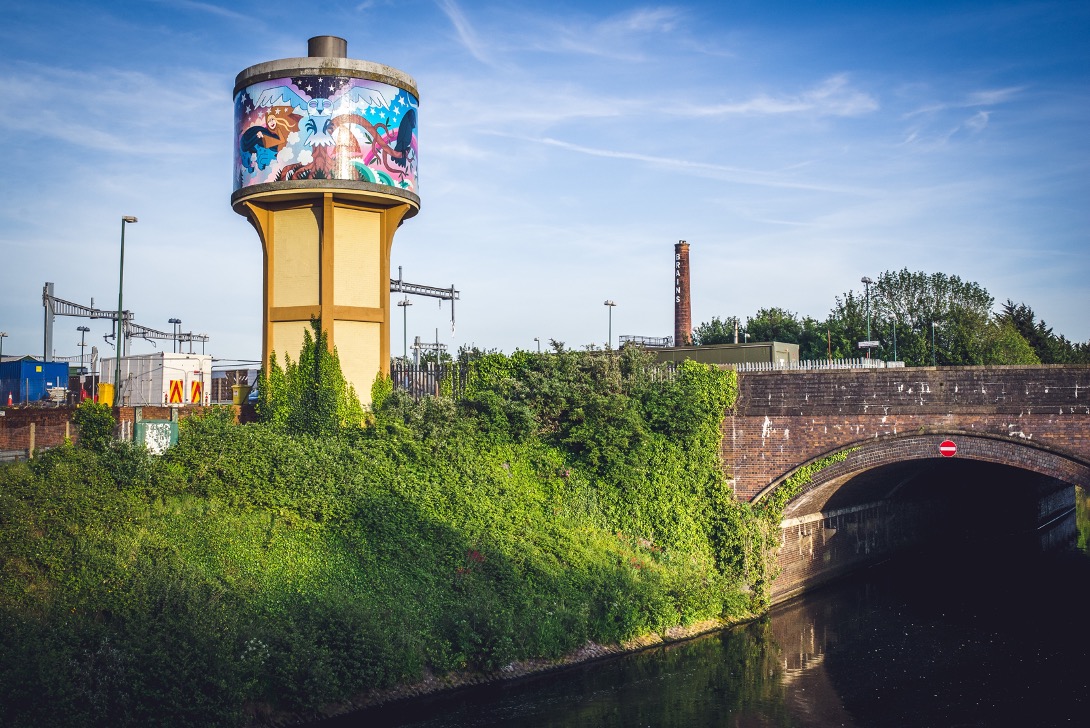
720;365;1090;600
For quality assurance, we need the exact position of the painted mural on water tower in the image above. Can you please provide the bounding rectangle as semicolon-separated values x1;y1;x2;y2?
234;76;418;191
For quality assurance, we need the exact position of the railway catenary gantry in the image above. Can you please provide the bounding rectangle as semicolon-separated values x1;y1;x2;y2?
42;282;209;361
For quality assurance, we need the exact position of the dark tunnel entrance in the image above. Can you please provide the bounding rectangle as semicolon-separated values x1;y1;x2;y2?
772;457;1078;602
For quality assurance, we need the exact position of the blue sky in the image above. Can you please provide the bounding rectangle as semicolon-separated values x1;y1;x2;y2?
1;0;1087;363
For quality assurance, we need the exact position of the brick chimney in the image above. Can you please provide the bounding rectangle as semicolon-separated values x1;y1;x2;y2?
674;241;691;346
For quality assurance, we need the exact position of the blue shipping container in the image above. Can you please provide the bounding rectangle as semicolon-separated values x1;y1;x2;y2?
0;359;70;404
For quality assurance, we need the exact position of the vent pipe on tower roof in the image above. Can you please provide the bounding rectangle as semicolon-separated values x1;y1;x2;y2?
308;35;347;58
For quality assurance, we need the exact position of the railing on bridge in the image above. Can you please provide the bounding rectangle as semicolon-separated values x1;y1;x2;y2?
730;358;905;372
389;357;903;400
389;360;679;401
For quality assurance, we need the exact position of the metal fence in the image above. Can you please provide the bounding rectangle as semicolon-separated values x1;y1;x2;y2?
388;356;903;400
390;363;468;401
730;357;904;372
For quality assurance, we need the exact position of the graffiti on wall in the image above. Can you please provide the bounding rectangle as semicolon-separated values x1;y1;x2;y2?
234;75;418;193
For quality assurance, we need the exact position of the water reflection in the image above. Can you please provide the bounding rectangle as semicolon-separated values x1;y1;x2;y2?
320;487;1090;727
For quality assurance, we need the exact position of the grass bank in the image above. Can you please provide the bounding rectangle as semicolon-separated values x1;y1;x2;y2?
0;348;781;726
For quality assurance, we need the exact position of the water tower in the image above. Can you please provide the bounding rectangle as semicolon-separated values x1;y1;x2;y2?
232;36;419;404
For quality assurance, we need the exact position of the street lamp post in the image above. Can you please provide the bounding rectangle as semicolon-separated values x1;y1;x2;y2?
77;326;90;378
603;300;616;349
114;216;137;405
0;331;7;363
534;337;541;353
931;321;937;367
861;276;874;359
397;297;412;362
891;316;897;362
168;318;181;353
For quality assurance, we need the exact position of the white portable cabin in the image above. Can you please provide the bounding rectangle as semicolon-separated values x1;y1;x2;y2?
100;352;213;407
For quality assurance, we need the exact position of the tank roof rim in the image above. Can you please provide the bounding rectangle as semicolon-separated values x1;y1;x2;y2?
234;57;418;99
231;180;420;215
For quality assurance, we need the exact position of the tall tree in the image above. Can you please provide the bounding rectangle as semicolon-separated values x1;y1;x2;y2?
745;308;803;344
692;316;740;345
994;300;1082;364
256;318;364;436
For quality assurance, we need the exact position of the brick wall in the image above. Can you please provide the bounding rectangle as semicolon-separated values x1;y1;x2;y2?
773;499;944;602
725;365;1090;501
0;409;75;457
0;405;239;459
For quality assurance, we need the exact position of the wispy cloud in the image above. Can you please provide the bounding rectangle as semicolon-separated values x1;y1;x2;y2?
0;62;221;156
152;0;248;22
504;134;873;194
906;86;1025;117
599;7;683;34
679;75;878;118
963;110;991;132
436;0;491;64
507;5;688;61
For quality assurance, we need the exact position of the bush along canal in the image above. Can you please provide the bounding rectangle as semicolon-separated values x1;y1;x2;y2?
319;485;1090;728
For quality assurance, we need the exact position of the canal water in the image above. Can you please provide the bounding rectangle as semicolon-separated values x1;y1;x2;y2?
325;488;1090;727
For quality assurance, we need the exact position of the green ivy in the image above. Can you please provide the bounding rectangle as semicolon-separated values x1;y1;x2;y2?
756;448;856;525
71;399;115;452
256;318;365;435
0;346;781;726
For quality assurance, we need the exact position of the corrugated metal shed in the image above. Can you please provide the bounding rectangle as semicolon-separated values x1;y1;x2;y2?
0;358;71;404
648;342;800;366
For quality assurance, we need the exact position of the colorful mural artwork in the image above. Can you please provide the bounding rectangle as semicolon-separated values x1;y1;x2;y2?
234;75;418;193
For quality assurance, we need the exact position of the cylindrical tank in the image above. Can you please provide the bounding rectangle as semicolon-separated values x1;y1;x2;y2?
232;37;420;406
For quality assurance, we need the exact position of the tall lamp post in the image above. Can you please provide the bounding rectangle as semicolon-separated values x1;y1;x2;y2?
77;326;90;378
114;216;137;405
0;331;7;363
397;297;412;362
534;337;541;353
891;316;897;363
861;276;873;359
931;321;937;367
604;300;616;349
168;318;181;354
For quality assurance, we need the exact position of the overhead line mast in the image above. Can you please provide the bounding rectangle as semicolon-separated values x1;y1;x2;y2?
42;282;209;359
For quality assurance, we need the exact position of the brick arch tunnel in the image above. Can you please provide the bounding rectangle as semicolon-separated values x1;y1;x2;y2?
757;432;1090;603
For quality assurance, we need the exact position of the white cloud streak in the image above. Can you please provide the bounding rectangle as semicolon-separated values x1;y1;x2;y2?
0;61;222;157
505;134;875;194
436;0;491;64
152;0;248;22
679;74;878;118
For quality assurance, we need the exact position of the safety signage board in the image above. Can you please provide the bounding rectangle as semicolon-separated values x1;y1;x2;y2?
939;440;957;457
168;380;184;404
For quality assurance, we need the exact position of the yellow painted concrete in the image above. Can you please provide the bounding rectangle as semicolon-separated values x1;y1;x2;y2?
334;207;381;308
271;207;320;308
237;191;414;408
271;321;310;368
334;319;381;403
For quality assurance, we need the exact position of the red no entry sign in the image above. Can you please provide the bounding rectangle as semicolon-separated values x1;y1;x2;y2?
939;440;957;457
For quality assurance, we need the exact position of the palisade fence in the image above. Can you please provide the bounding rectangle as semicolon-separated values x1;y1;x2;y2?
730;358;905;372
389;357;902;401
388;361;680;401
390;362;468;401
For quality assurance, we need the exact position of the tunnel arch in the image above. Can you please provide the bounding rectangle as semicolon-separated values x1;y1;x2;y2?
751;430;1090;508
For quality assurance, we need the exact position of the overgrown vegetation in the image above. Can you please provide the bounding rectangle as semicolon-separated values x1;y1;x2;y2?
255;319;365;435
0;345;789;727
